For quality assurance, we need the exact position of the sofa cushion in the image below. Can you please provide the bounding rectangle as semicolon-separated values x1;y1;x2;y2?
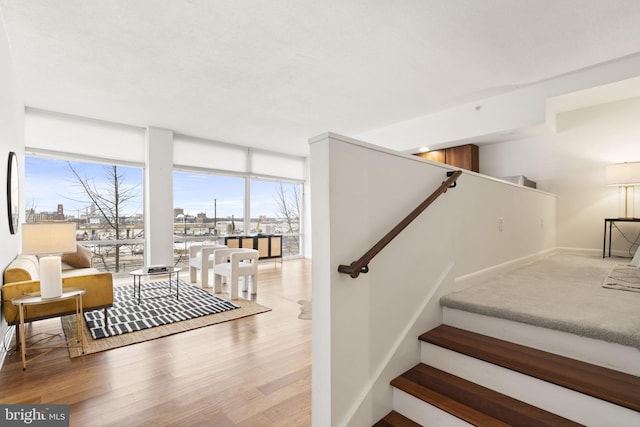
61;267;100;278
3;254;39;283
61;244;92;268
60;262;75;271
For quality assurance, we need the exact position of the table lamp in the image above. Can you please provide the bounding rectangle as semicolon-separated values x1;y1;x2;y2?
606;162;640;219
21;223;77;298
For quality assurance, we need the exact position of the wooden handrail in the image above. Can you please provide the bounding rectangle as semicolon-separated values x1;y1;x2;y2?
337;170;463;278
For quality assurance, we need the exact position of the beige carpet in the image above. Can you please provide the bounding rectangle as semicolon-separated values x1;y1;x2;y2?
61;297;270;358
441;252;640;349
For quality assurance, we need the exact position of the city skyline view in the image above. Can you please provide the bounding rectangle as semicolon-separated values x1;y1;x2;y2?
25;156;299;221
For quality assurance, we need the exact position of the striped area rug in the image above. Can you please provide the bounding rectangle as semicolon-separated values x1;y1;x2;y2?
84;280;239;339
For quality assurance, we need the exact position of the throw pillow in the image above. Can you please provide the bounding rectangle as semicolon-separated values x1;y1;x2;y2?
62;244;92;268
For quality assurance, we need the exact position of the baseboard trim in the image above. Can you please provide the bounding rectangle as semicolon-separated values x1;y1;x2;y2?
454;248;556;291
0;325;15;371
557;246;634;259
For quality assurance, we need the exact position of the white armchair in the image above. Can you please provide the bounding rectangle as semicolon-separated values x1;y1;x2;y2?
213;248;259;300
188;243;227;288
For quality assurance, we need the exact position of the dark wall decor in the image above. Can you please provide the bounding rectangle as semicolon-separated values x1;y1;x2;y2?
6;151;19;234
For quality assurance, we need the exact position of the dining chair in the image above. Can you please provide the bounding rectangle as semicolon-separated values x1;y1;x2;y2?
213;248;259;299
188;243;227;288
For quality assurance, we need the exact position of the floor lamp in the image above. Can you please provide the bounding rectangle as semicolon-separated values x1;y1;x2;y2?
606;162;640;219
21;223;77;299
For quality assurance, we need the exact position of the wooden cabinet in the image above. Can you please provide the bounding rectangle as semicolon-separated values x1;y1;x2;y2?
445;144;478;172
223;235;282;260
418;150;446;163
415;144;479;172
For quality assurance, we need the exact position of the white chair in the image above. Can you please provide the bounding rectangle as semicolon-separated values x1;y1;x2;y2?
213;248;259;300
188;243;227;288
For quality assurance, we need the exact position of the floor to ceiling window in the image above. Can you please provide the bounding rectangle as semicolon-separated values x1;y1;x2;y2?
23;111;308;271
250;178;302;257
172;171;245;264
172;133;307;261
171;172;304;265
24;155;144;276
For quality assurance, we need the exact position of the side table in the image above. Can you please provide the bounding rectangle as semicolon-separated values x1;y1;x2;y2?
11;287;86;370
603;218;640;258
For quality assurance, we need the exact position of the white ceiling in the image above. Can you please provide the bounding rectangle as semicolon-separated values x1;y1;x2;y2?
3;0;640;157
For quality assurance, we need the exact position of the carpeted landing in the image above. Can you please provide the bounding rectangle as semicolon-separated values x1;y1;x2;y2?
61;280;270;357
440;252;640;349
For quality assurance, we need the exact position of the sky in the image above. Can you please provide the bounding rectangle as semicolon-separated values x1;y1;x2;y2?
24;156;297;219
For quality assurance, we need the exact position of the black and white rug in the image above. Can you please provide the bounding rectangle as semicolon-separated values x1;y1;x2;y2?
84;280;239;339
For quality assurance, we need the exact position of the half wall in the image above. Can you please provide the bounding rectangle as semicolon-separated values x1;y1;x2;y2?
310;133;556;426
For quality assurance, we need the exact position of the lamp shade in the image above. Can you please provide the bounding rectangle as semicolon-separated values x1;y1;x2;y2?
21;223;77;255
21;223;77;299
606;162;640;186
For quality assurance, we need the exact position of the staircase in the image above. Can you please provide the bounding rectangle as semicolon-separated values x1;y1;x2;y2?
375;323;640;426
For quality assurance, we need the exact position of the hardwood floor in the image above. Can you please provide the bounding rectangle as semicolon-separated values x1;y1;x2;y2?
0;259;312;427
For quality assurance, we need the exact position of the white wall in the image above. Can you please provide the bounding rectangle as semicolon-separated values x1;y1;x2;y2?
311;133;556;426
353;53;640;257
0;8;25;363
481;97;640;255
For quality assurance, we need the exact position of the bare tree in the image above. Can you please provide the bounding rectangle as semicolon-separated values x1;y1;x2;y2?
273;182;300;234
24;199;38;223
67;163;139;272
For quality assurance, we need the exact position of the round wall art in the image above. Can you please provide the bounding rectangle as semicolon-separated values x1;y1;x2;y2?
7;151;19;234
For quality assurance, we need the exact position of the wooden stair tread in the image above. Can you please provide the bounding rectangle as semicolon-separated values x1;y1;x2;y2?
420;324;640;412
373;410;422;427
392;364;583;427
